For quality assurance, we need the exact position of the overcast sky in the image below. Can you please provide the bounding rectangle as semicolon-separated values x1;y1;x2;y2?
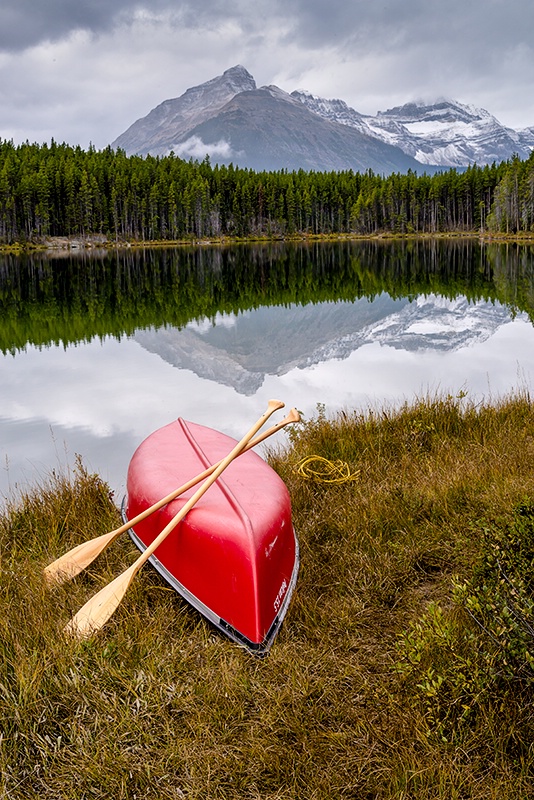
1;0;533;150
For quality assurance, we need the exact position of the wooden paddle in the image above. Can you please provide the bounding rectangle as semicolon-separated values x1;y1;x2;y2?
44;407;300;586
64;399;285;640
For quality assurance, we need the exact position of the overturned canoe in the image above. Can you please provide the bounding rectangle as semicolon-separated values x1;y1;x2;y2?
123;418;299;655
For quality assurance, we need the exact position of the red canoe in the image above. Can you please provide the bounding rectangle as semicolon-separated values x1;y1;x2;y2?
123;418;299;655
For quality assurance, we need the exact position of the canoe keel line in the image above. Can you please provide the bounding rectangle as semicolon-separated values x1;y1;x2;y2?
123;418;299;655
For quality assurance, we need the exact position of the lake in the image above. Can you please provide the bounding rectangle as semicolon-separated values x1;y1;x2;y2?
1;238;534;503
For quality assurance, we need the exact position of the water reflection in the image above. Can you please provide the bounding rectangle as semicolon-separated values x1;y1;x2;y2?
1;240;534;501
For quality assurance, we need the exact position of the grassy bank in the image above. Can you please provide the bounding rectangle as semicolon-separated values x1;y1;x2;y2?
1;395;534;798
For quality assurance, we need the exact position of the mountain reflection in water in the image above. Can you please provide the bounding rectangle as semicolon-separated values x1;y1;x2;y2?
1;240;534;500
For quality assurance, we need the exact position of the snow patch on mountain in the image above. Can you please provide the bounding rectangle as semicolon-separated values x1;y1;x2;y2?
291;90;367;131
293;94;533;167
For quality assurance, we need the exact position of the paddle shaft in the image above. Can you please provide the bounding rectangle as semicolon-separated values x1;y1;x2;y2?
44;408;299;584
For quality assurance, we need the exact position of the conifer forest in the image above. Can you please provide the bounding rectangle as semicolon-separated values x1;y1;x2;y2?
1;138;533;243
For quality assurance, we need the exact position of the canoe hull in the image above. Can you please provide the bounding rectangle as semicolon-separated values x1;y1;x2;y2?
124;418;299;654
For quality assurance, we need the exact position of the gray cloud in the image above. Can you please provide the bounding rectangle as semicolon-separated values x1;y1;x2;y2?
0;0;125;50
0;1;256;51
2;0;534;55
279;0;534;51
0;0;533;147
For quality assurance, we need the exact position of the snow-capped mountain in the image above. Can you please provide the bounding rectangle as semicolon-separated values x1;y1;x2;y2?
112;66;426;174
292;93;534;167
112;65;534;172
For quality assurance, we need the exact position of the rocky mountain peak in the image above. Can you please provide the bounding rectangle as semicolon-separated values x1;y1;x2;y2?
112;64;256;156
176;64;256;111
218;64;256;91
292;90;365;128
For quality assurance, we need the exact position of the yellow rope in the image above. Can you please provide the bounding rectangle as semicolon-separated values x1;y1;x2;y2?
293;455;360;484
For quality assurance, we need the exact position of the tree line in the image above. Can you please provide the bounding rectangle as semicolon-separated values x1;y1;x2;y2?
0;138;533;243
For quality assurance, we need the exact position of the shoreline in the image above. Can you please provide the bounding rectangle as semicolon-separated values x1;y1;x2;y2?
1;229;534;255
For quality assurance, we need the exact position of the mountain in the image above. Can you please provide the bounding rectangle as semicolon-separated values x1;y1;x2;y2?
292;93;534;167
133;296;407;395
113;65;257;156
112;65;534;173
113;66;426;174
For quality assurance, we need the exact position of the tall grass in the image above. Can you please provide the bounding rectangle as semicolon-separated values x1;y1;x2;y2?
1;396;534;798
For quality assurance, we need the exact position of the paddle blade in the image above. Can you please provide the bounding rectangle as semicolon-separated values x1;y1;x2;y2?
285;408;301;425
64;563;137;640
44;529;119;586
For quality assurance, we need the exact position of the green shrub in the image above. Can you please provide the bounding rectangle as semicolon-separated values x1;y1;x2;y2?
396;501;534;746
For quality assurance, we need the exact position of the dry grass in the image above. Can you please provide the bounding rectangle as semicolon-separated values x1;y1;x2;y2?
1;396;534;798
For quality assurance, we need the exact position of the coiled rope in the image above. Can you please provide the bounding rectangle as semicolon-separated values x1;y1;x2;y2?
293;455;360;484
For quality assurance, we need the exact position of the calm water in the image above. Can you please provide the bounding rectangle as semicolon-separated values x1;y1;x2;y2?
1;239;534;502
